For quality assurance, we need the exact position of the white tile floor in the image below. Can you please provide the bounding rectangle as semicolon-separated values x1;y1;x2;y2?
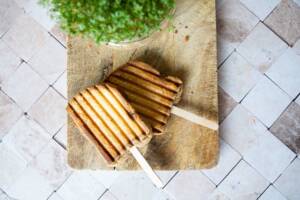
0;0;300;200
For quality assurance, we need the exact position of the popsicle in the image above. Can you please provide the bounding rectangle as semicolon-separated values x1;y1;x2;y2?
105;60;218;134
67;83;163;188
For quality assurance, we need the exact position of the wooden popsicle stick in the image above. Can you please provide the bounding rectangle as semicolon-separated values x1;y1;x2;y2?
129;146;163;188
171;106;219;131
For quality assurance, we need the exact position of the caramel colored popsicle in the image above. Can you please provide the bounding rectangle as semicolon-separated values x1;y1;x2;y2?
67;83;163;188
106;60;183;135
67;83;151;165
105;60;218;133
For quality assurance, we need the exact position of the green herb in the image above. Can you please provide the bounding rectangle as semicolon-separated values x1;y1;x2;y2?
40;0;175;43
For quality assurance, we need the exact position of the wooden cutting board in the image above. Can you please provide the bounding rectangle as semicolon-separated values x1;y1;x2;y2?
67;0;219;170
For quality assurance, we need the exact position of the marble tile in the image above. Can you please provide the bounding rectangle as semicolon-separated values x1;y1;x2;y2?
221;105;267;154
265;0;300;46
53;71;67;99
48;192;64;200
88;170;121;189
50;24;67;47
293;0;300;6
216;0;259;64
99;191;118;200
3;115;50;162
30;140;72;190
2;14;49;61
1;62;48;111
151;190;175;200
156;171;177;185
218;160;269;200
202;140;241;185
240;0;280;20
0;192;12;200
266;48;300;99
243;129;296;182
54;125;67;148
208;189;230;200
218;87;238;122
28;88;67;136
0;144;27;191
293;39;300;56
270;102;300;154
24;0;55;30
0;40;21;84
58;171;106;200
29;36;66;84
242;76;291;127
47;194;63;200
237;23;288;73
165;171;215;200
89;170;176;192
7;166;53;200
259;185;287;200
221;105;295;182
110;172;171;200
274;158;300;200
0;0;23;37
91;170;175;190
219;52;263;102
0;191;5;200
0;91;22;139
14;0;30;8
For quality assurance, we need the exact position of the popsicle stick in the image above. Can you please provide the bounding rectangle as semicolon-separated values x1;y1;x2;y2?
129;146;163;188
171;106;219;131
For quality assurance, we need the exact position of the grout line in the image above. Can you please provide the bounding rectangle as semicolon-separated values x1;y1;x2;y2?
0;60;22;90
262;21;291;47
272;179;293;199
219;133;244;159
268;100;294;132
97;188;120;200
233;18;260;51
217;48;235;69
46;191;59;200
294;92;300;102
262;0;282;22
50;170;74;195
238;80;258;104
272;155;298;184
255;183;271;200
224;102;270;131
52;126;66;150
162;170;179;189
263;73;292;98
238;0;260;20
52;69;66;85
25;84;50;109
27;112;53;136
242;159;271;183
97;189;109;200
200;170;218;187
48;31;66;49
51;85;67;100
26;61;64;89
220;104;298;184
216;158;243;187
0;88;24;112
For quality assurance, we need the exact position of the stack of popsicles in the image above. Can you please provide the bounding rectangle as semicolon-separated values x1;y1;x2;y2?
67;61;218;188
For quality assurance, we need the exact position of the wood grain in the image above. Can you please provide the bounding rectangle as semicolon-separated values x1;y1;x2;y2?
67;0;219;170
